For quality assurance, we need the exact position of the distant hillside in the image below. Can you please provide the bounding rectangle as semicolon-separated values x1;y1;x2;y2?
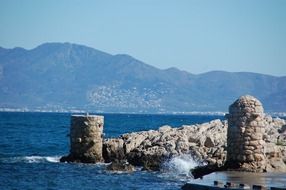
0;42;285;113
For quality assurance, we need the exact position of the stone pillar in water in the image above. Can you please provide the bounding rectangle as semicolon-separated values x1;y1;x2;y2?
68;114;104;163
226;95;266;172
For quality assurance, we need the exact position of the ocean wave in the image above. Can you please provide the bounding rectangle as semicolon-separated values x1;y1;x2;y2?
0;155;61;163
162;154;199;177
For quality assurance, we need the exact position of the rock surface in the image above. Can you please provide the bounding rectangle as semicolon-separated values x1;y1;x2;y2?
106;160;135;172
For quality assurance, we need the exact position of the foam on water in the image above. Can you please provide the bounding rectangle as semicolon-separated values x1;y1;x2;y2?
163;154;199;177
0;155;61;163
26;156;61;163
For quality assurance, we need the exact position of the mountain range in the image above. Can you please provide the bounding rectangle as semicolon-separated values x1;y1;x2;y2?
0;42;285;113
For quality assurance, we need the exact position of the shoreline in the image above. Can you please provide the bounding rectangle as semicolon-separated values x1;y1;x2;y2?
0;109;286;117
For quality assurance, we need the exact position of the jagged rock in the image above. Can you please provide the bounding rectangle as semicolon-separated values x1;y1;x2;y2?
279;125;286;134
102;119;229;170
266;158;286;172
204;136;215;148
103;138;125;162
191;163;225;179
106;160;135;172
122;133;146;154
277;134;286;146
158;125;172;133
127;145;169;171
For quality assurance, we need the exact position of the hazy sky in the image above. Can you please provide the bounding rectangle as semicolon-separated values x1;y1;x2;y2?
0;0;285;76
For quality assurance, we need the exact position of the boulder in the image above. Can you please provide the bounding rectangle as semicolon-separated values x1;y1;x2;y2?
277;134;286;146
106;160;135;172
122;133;146;154
158;125;172;133
103;138;125;162
279;125;286;134
266;158;286;172
127;145;169;171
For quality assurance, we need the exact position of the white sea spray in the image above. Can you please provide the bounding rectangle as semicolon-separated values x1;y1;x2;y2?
163;154;199;177
0;156;61;163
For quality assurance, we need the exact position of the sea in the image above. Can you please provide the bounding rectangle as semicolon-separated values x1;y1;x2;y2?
0;112;285;190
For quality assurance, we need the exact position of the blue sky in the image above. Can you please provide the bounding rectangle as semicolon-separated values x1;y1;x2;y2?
0;0;285;76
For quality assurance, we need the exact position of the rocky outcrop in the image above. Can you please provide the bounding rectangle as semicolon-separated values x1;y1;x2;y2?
103;119;229;169
106;160;135;172
102;97;286;172
103;139;125;163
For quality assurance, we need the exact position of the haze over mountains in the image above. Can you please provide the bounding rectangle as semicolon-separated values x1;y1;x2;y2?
0;43;285;113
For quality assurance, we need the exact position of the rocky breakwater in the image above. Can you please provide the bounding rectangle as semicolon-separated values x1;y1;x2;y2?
103;96;286;172
103;119;228;170
60;96;286;173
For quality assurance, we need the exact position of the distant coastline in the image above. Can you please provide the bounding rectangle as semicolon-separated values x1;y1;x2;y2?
1;107;285;117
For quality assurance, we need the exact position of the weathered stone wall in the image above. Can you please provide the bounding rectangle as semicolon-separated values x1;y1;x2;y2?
69;115;104;163
226;95;267;172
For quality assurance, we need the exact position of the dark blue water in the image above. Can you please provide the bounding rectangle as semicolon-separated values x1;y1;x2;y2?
0;112;224;190
2;112;285;189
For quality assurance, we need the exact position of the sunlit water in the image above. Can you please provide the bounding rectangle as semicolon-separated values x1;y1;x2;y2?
0;112;285;189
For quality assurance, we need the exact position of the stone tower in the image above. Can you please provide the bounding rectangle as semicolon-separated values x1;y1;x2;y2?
61;114;104;163
226;95;266;172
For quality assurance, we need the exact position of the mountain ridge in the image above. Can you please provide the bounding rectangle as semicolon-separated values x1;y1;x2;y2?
0;42;285;113
1;43;282;78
